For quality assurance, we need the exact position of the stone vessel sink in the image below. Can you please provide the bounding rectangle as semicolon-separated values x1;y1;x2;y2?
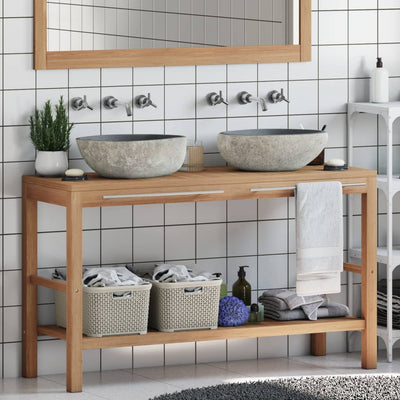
76;134;186;179
217;129;328;172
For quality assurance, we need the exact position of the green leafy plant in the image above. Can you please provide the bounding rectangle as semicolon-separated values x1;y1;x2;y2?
29;96;73;151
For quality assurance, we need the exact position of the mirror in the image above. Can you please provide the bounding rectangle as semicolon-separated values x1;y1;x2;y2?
34;0;311;69
47;0;299;51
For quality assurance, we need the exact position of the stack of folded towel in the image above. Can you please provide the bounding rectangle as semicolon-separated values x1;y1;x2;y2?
258;289;349;321
377;279;400;329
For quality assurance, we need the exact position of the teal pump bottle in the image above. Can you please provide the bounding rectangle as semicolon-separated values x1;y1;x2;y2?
232;266;251;306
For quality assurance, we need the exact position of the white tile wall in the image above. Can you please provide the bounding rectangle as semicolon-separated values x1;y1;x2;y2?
1;2;397;379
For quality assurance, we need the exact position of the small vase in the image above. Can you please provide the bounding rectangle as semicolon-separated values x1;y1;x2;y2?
35;151;68;177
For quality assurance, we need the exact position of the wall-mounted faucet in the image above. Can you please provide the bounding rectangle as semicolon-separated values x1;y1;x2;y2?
207;91;228;106
135;93;157;109
268;88;290;104
125;103;133;117
237;91;267;112
71;95;94;111
103;96;119;109
103;96;132;116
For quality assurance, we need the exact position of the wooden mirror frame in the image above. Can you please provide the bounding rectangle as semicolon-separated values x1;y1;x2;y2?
34;0;311;70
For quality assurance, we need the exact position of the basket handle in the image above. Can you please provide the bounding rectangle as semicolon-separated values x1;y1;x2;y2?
112;291;132;298
184;287;203;294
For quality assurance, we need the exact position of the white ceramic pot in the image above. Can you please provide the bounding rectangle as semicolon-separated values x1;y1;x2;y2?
35;151;68;177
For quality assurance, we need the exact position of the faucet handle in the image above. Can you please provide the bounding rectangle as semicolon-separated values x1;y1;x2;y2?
71;95;94;111
207;91;228;106
147;93;157;108
279;88;290;103
269;88;290;104
135;93;157;109
237;91;253;105
103;96;119;109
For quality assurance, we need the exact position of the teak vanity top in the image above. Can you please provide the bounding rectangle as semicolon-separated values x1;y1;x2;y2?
22;166;377;392
22;165;376;207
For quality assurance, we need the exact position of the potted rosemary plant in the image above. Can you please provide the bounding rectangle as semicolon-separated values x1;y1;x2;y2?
30;96;73;176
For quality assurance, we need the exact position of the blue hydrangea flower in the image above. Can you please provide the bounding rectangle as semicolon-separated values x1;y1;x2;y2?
218;296;249;327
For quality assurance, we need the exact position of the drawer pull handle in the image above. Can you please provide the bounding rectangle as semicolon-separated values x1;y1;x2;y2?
103;190;224;199
250;183;366;192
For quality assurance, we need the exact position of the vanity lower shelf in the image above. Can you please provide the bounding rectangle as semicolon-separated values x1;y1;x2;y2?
22;166;378;392
38;317;365;350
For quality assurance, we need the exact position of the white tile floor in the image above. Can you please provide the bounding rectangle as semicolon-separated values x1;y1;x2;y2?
2;351;400;400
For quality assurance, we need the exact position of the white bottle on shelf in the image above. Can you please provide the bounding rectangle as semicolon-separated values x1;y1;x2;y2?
370;57;389;103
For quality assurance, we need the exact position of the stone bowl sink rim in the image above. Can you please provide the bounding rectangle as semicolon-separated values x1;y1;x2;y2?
76;133;185;142
219;128;325;136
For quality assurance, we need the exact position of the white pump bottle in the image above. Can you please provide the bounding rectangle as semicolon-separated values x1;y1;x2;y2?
370;57;389;103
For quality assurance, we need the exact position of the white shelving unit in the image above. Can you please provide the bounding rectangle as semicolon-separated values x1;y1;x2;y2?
348;101;400;362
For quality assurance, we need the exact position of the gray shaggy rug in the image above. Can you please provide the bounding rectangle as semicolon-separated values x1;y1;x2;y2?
151;374;400;400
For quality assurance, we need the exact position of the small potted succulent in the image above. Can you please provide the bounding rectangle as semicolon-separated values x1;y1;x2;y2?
29;96;73;177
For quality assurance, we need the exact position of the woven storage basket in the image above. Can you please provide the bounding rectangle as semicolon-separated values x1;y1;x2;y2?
54;283;151;337
148;279;221;332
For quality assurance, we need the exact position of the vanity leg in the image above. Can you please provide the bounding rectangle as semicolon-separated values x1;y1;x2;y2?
311;333;326;356
22;187;38;378
360;178;377;369
66;194;83;392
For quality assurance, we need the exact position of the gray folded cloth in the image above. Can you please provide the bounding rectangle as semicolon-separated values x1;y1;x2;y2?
264;302;349;321
258;289;327;321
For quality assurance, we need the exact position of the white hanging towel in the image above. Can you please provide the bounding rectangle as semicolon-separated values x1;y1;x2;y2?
296;181;343;296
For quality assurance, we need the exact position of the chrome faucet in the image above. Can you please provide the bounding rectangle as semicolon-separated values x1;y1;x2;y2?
125;102;133;117
207;91;228;106
135;93;157;109
237;91;267;112
268;88;290;104
104;96;132;117
71;95;93;111
103;96;119;109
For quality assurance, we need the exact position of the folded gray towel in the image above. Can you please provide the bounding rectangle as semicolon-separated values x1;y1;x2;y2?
258;289;327;320
264;302;349;321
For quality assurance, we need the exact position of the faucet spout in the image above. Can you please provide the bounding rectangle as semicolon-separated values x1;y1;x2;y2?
250;96;267;112
237;92;268;112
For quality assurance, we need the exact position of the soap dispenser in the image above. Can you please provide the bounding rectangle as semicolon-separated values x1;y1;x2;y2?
232;266;251;306
370;57;389;103
213;272;227;299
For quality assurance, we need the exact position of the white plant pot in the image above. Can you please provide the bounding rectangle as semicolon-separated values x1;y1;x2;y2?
35;151;68;177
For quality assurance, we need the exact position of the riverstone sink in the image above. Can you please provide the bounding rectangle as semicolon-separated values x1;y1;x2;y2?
76;134;186;179
217;129;328;172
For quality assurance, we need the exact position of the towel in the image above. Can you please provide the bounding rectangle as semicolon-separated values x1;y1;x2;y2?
377;290;400;328
82;267;145;287
53;266;146;287
264;302;349;321
258;289;327;320
152;264;215;283
378;279;400;297
296;181;343;296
